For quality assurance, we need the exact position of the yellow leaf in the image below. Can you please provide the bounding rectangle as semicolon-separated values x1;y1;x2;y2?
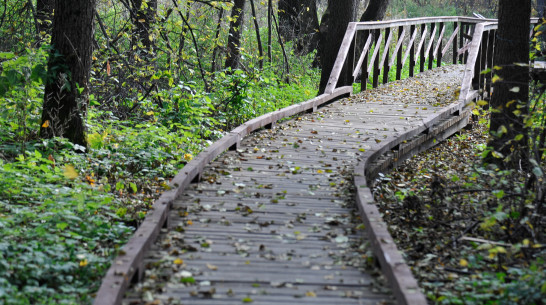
79;259;88;267
492;75;502;83
184;153;193;161
459;259;468;267
174;258;184;265
317;170;324;174
477;100;488;107
42;120;50;128
146;111;154;116
186;220;193;225
305;291;317;297
206;263;218;270
63;165;78;179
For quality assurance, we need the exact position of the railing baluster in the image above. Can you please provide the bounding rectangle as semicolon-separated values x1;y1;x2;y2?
435;22;446;67
361;30;371;91
485;30;496;100
396;26;404;80
427;23;437;70
418;24;428;72
453;21;459;64
409;24;416;77
381;28;393;84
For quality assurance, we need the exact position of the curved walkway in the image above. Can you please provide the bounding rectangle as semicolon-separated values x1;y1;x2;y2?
120;65;464;305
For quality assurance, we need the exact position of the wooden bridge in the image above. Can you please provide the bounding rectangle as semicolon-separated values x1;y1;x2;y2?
93;16;541;305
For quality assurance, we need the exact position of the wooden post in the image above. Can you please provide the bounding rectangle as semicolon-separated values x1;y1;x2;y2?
383;27;391;84
479;32;488;93
485;29;496;100
361;30;370;91
428;22;436;70
437;22;445;67
410;24;416;77
373;29;381;88
347;33;356;89
453;21;458;64
459;22;466;63
420;24;426;73
396;25;403;80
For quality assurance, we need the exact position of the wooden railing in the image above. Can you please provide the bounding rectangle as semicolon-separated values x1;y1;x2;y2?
458;18;540;104
325;16;495;94
326;16;541;106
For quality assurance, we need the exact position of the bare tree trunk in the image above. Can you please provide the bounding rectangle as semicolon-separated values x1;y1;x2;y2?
130;0;157;51
211;7;225;74
317;0;356;94
278;0;320;54
40;0;96;147
225;0;246;71
268;0;272;62
36;0;53;35
249;0;264;69
360;0;390;21
488;0;531;168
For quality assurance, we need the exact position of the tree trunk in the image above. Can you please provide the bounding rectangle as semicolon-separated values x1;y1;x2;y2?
36;0;53;35
225;0;246;71
360;0;390;22
130;0;157;51
317;0;356;94
249;0;264;68
278;0;320;54
488;0;531;168
40;0;96;147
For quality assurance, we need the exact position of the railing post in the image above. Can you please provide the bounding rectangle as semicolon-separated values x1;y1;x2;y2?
347;33;356;90
437;22;445;67
396;25;403;80
478;31;489;95
485;29;496;101
373;29;381;88
361;30;370;91
410;24;416;77
383;27;391;84
453;21;459;64
420;24;426;72
428;22;436;70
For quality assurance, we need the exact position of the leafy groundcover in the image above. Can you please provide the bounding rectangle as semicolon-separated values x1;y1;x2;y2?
373;121;545;304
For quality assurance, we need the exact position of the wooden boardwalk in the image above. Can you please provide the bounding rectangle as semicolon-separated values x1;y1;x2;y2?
121;65;463;305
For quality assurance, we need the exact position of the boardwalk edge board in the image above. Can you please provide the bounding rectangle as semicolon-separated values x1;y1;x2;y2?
354;104;471;305
92;86;352;305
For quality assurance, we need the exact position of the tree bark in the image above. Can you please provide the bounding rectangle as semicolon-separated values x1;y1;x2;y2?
278;0;320;54
360;0;391;22
225;0;246;71
317;0;356;94
40;0;96;147
488;0;531;168
249;0;264;68
36;0;53;35
130;0;157;51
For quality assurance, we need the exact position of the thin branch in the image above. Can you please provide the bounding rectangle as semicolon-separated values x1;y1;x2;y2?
171;0;210;91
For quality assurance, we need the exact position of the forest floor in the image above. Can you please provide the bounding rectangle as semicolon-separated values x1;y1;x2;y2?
372;118;546;303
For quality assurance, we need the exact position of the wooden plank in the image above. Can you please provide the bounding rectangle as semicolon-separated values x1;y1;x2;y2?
413;25;428;64
324;23;357;94
352;34;373;79
442;25;460;56
424;24;437;61
390;27;406;68
433;23;447;58
367;31;383;73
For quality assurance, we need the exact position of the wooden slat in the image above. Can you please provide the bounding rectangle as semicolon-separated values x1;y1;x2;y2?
324;23;357;94
402;26;419;68
424;25;437;60
413;25;428;64
433;23;447;57
389;27;407;68
442;25;460;56
352;34;373;79
379;29;394;69
367;31;384;73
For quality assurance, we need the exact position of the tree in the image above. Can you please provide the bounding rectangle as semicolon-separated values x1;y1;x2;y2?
360;0;391;22
130;0;157;51
488;0;531;168
278;0;320;54
40;0;96;147
317;0;357;94
225;0;246;71
36;0;53;35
